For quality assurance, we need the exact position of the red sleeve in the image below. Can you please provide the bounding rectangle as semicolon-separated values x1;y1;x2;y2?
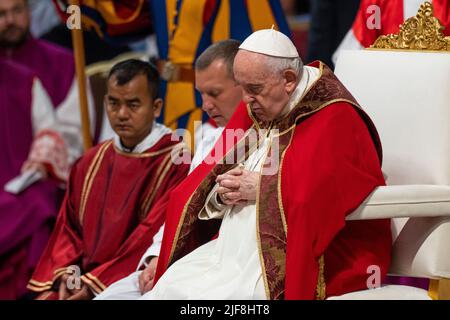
85;161;190;293
27;162;84;294
434;0;450;36
283;103;391;299
351;0;383;48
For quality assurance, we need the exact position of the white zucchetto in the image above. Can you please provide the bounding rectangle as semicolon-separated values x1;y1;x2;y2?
239;28;299;58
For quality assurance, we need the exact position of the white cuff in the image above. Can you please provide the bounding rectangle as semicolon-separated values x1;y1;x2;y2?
136;224;164;270
198;184;228;220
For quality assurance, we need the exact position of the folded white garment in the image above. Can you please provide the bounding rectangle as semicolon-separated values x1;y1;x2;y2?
4;169;45;194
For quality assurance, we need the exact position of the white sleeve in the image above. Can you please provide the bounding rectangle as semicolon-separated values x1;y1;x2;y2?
136;223;165;270
191;125;224;172
54;77;97;164
31;78;56;134
198;183;229;220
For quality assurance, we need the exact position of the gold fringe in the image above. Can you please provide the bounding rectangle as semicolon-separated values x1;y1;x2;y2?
316;255;326;300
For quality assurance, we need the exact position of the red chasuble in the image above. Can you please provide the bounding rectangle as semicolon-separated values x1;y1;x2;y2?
155;62;392;300
27;134;190;299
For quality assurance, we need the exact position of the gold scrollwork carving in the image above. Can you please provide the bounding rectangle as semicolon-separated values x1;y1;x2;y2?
370;1;450;51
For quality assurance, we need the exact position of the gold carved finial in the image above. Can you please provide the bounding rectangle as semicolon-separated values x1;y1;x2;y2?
370;1;450;51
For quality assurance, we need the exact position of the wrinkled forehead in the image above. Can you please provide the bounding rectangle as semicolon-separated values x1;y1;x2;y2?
234;50;275;84
107;74;150;98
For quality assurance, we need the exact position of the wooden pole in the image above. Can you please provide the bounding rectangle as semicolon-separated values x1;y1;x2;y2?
69;0;92;151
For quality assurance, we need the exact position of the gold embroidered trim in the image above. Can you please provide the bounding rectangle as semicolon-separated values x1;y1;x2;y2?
255;135;276;300
168;126;256;264
316;255;326;300
247;104;262;131
80;275;103;294
143;153;174;215
168;192;196;264
278;63;325;124
277;132;296;237
142;143;186;217
79;141;112;225
54;267;69;276
113;143;178;158
274;98;359;137
27;267;69;293
140;152;172;216
27;283;52;292
28;279;53;288
84;273;107;291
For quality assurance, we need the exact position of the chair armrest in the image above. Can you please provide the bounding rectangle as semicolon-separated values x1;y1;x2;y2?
346;185;450;220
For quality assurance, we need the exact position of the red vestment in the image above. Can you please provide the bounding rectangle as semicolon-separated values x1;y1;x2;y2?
27;135;190;299
154;62;392;299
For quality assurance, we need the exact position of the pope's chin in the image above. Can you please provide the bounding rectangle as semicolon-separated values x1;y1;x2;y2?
251;107;267;121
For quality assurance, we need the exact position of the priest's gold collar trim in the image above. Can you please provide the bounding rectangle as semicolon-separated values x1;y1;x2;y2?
113;143;180;158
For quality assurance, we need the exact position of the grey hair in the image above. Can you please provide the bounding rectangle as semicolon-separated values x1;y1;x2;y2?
264;55;303;78
195;39;241;79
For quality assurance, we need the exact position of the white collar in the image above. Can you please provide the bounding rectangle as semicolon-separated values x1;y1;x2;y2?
280;66;320;117
114;122;172;153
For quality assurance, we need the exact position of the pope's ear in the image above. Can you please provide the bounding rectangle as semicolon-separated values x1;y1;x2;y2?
283;69;298;94
153;98;163;118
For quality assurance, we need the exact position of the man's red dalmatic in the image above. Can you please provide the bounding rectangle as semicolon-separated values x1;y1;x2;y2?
28;135;190;299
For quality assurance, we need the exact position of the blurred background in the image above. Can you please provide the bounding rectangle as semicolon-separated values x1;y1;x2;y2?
29;0;361;69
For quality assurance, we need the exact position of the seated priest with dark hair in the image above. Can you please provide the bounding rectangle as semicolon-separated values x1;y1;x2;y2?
27;59;190;300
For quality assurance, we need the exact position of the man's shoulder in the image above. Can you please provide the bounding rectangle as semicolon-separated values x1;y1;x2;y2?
153;135;191;171
292;102;371;141
294;101;380;152
75;140;113;167
32;38;74;63
147;133;188;154
305;102;362;127
3;58;33;74
0;60;36;87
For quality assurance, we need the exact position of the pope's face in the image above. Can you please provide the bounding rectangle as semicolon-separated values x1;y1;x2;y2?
195;59;242;127
233;50;296;122
0;0;29;49
105;74;162;149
